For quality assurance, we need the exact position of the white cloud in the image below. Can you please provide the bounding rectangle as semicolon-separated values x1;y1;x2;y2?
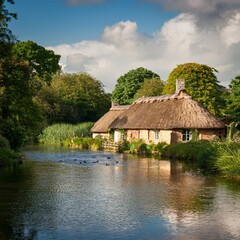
48;11;240;92
147;0;240;14
221;12;240;46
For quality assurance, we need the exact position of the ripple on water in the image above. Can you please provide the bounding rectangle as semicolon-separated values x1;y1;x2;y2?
0;147;239;240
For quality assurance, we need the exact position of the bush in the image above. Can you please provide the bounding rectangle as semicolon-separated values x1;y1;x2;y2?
0;148;21;168
128;139;148;154
0;135;10;149
152;142;168;156
162;140;218;172
215;143;240;176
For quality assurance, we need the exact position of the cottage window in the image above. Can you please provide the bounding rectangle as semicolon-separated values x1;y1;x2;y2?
182;129;191;142
155;130;160;140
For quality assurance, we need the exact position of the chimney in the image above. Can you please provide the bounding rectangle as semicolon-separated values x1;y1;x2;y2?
176;79;185;93
111;101;119;107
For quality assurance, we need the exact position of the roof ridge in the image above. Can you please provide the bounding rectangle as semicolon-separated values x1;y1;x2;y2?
133;90;191;104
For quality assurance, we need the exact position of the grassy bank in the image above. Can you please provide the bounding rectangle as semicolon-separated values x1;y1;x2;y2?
123;138;240;176
161;140;240;176
38;122;103;150
38;124;240;177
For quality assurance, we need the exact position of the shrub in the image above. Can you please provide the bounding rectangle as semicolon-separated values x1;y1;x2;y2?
128;139;148;154
0;135;10;149
162;140;218;172
0;148;21;168
215;143;240;176
152;142;168;156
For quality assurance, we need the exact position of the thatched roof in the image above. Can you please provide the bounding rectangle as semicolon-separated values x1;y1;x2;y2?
109;90;225;130
91;105;130;133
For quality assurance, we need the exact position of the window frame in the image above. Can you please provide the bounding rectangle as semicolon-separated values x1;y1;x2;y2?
154;130;160;140
182;129;192;142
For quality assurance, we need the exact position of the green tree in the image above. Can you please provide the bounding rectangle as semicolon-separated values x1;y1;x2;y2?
12;41;61;85
134;78;165;100
0;57;41;148
225;75;240;122
35;73;111;124
0;0;17;57
0;1;61;148
163;63;224;115
112;67;160;105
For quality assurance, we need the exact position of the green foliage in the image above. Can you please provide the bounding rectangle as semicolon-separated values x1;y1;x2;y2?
112;67;160;105
1;3;61;150
224;76;240;122
215;143;240;176
134;78;165;100
38;122;94;145
0;135;9;149
151;142;169;156
0;57;42;149
34;73;111;124
227;122;239;142
66;136;103;150
12;41;61;84
0;147;21;168
163;63;224;115
162;140;218;172
0;0;17;57
128;139;148;154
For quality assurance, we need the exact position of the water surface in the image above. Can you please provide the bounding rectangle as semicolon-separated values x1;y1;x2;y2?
0;146;240;240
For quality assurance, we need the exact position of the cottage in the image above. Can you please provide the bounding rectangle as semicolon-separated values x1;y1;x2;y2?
92;80;226;144
91;104;130;139
109;89;225;143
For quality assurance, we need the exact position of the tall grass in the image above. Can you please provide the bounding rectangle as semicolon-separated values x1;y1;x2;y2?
215;143;240;176
39;122;94;145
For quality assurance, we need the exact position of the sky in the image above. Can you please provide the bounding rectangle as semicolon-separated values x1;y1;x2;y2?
7;0;240;92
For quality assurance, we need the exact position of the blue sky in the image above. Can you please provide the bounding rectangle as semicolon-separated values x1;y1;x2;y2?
7;0;240;91
8;0;176;46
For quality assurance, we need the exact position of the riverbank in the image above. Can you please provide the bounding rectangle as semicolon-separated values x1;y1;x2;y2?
37;136;240;178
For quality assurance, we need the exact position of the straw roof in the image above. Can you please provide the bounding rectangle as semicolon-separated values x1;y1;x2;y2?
109;90;225;130
91;105;130;133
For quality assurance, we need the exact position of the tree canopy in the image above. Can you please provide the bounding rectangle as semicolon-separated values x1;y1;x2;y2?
0;0;17;48
134;78;165;100
112;67;160;105
163;63;224;115
0;1;61;148
224;75;240;122
34;73;111;124
12;41;61;84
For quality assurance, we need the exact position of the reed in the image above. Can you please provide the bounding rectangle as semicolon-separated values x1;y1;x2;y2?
39;122;94;145
215;143;240;176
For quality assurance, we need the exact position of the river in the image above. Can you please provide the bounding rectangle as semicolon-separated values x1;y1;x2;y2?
0;146;240;240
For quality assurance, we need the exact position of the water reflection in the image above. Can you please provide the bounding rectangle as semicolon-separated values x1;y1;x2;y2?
0;147;240;239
